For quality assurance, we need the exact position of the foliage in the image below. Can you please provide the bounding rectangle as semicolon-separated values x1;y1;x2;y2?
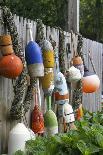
1;0;68;30
13;150;25;155
1;0;103;42
80;0;103;43
15;111;103;155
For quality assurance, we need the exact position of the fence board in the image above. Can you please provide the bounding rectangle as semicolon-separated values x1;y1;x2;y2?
82;38;102;112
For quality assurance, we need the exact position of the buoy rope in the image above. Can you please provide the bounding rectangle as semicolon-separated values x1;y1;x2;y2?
2;6;28;120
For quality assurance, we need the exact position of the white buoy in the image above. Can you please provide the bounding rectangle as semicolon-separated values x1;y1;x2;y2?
63;102;75;123
8;123;35;155
66;66;82;82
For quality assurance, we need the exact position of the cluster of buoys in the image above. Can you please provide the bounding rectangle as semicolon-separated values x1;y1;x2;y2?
7;22;100;155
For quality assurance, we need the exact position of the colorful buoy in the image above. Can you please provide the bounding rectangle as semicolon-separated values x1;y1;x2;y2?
25;41;44;77
82;66;100;93
44;96;58;136
31;93;44;134
42;40;54;68
25;23;44;77
54;72;69;104
41;68;54;95
0;54;23;78
63;102;75;123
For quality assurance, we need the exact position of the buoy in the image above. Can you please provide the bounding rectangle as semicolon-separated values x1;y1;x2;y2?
54;72;69;104
31;92;44;134
0;54;23;78
63;102;75;123
42;40;54;68
66;66;81;82
25;23;44;77
40;68;54;95
44;96;58;136
0;35;14;56
76;104;83;120
82;66;100;93
8;123;35;155
73;56;84;77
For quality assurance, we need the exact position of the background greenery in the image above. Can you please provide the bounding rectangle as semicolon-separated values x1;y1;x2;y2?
1;0;103;42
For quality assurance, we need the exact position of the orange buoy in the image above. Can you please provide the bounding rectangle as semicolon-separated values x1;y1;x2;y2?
82;66;100;93
31;93;44;134
0;54;23;78
0;35;14;56
72;56;84;76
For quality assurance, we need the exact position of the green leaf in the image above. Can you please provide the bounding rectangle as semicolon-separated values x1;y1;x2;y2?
77;140;100;155
95;133;103;148
14;150;25;155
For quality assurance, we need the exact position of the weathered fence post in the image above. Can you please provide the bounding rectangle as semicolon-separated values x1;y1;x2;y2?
67;0;79;33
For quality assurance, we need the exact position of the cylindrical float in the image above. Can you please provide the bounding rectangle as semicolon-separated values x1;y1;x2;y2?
63;102;75;124
25;41;44;77
42;40;54;68
0;35;14;56
25;23;44;77
40;68;54;95
82;66;100;93
54;72;69;104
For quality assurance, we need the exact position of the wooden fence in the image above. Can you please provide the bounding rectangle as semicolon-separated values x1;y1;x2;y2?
0;10;103;154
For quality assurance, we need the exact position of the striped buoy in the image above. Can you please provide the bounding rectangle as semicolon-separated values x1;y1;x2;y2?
63;102;75;123
54;72;69;104
40;68;54;95
82;66;100;93
0;34;14;56
25;23;44;77
42;40;54;68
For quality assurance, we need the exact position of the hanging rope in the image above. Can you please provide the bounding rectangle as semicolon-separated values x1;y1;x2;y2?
2;6;28;120
36;19;45;44
59;29;66;74
72;33;84;114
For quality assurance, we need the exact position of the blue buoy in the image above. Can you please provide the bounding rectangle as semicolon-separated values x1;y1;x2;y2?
25;41;43;65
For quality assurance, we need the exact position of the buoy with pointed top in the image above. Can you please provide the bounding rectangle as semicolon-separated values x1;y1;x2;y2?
54;72;69;104
31;92;44;134
42;40;54;68
44;96;58;136
25;23;44;77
